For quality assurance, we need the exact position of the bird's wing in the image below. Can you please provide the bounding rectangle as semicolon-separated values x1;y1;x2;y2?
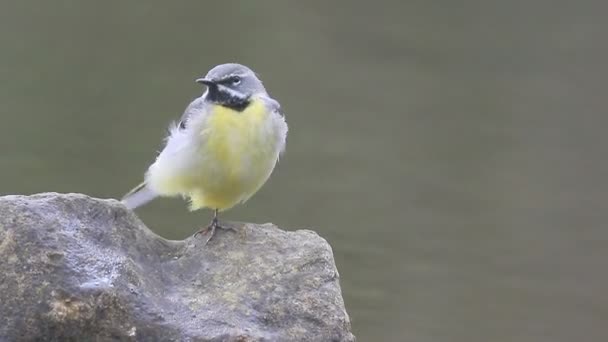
122;96;208;210
177;95;206;130
259;94;287;156
260;95;284;117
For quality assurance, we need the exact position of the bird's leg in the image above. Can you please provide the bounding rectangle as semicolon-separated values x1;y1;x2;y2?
194;209;220;244
194;209;236;244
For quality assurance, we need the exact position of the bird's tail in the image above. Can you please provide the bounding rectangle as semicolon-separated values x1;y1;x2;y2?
121;181;158;210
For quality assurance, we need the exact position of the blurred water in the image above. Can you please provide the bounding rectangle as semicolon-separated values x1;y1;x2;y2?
1;1;607;341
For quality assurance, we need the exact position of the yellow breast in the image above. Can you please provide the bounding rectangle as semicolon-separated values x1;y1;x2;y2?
205;99;269;169
189;98;279;210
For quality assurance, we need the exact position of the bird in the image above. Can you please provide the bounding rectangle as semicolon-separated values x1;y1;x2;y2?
122;63;288;244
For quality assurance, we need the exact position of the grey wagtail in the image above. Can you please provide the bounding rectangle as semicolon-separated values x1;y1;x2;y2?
122;63;288;243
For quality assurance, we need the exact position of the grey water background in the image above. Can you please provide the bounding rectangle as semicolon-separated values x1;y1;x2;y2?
1;1;607;341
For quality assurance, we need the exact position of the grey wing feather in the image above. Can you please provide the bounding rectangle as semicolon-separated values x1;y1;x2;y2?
177;95;206;130
260;95;287;156
122;96;209;210
261;95;284;117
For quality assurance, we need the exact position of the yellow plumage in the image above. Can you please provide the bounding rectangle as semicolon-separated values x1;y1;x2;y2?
146;97;285;212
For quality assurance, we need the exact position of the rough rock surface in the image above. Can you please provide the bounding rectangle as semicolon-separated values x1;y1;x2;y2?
0;193;354;342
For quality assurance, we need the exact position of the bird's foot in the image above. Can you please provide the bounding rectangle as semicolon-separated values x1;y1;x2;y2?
193;217;237;245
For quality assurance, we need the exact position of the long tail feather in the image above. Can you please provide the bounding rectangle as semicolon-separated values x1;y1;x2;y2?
121;182;158;210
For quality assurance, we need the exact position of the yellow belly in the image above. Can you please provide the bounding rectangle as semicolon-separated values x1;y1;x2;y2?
187;99;280;210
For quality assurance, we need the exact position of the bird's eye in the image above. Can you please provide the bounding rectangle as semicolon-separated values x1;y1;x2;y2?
231;76;241;85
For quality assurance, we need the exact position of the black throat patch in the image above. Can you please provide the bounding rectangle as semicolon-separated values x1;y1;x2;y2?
207;86;250;112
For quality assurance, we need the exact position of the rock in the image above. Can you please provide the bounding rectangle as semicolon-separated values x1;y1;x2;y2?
0;193;354;342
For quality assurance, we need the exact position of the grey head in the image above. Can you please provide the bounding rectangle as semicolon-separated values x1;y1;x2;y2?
196;63;267;110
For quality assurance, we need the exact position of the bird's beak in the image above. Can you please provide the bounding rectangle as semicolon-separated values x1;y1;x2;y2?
196;77;215;86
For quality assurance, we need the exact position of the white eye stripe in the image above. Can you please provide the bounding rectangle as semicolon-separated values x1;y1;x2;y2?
217;74;243;85
216;84;247;99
